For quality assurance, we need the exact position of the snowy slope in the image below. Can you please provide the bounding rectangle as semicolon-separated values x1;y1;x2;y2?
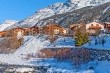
14;35;50;57
103;6;110;14
0;20;18;31
6;0;110;29
9;2;76;28
0;35;50;65
49;37;75;48
69;0;110;9
0;35;110;73
0;36;75;65
83;34;110;50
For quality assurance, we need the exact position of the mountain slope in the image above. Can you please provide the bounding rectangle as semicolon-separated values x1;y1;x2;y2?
9;2;77;28
6;0;110;29
0;20;18;31
35;2;110;27
69;0;110;8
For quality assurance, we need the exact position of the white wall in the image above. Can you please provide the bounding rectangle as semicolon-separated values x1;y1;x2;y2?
86;22;104;31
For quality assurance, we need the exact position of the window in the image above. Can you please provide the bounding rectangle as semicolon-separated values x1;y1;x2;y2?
54;29;59;34
63;30;67;34
91;24;93;26
96;24;99;26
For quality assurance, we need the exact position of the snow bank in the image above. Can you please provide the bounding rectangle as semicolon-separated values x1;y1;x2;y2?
15;67;35;72
29;58;95;73
95;61;110;73
14;35;50;56
83;35;110;50
82;61;110;73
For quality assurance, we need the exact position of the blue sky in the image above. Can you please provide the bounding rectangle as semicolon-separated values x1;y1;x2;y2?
0;0;66;23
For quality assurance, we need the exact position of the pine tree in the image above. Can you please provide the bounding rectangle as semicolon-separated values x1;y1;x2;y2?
83;33;89;44
75;29;89;46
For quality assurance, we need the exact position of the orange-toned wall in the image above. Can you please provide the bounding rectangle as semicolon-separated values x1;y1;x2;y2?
0;31;6;37
42;24;66;35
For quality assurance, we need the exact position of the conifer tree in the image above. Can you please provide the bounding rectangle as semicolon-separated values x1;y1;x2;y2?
75;29;89;46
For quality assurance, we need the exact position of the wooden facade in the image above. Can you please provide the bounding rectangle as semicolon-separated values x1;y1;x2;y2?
23;28;30;36
104;22;110;33
2;27;25;37
13;27;25;37
30;26;39;35
69;24;86;36
0;31;7;37
0;22;107;38
42;23;68;36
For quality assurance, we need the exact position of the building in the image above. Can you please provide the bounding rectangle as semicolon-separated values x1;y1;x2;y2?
104;22;110;33
70;24;83;30
86;22;104;35
7;27;24;37
0;31;7;37
30;26;39;35
23;28;31;36
42;23;68;36
69;24;86;36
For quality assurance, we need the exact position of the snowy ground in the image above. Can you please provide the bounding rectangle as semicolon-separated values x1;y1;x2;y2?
24;58;110;73
0;35;50;65
46;37;75;48
0;36;75;65
83;34;110;50
0;35;110;73
26;58;96;73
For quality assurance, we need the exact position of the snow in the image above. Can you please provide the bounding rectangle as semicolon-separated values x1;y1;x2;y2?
49;37;75;48
103;6;110;14
0;0;110;73
82;61;110;73
17;31;23;39
0;20;18;31
95;61;110;73
14;35;50;57
6;0;110;29
15;67;35;72
29;58;74;72
29;58;96;73
7;2;76;28
0;35;110;73
0;35;50;65
0;36;75;65
83;34;110;50
69;0;110;9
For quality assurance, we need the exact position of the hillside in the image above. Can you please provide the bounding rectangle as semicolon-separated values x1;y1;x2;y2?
5;0;110;29
0;20;18;31
36;2;110;27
